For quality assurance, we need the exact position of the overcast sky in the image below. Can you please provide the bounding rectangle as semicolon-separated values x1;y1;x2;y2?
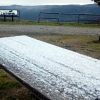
0;0;94;6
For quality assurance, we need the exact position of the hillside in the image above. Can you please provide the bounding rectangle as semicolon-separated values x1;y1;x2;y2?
0;4;100;22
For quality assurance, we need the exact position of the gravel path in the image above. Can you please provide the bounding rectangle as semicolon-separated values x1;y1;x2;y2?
0;24;100;35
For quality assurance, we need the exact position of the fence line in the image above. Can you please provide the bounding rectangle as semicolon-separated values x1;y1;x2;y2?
38;12;100;24
38;12;60;23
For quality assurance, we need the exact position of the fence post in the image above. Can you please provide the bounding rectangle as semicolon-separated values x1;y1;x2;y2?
57;13;60;23
78;14;80;24
38;12;41;23
98;19;100;25
18;10;20;21
4;15;6;21
12;15;14;21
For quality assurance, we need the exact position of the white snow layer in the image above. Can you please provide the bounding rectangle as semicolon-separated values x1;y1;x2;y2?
0;35;100;100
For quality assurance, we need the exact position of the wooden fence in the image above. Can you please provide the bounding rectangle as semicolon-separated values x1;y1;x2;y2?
38;12;100;24
38;12;60;23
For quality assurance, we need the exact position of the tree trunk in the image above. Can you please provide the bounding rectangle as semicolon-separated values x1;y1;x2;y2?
99;36;100;42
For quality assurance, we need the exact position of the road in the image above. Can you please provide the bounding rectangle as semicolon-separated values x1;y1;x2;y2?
0;24;100;35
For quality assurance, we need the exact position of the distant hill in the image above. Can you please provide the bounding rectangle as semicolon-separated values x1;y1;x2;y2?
0;4;100;22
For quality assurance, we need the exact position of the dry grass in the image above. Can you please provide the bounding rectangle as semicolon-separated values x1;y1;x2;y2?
31;35;100;59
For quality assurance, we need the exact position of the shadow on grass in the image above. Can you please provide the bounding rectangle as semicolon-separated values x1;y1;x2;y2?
92;40;100;44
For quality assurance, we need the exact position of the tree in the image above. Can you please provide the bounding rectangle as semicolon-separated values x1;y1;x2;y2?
93;0;100;5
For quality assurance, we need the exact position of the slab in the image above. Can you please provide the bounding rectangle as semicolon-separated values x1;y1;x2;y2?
0;35;100;100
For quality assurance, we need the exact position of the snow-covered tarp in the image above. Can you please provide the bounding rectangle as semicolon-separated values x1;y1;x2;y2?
0;35;100;100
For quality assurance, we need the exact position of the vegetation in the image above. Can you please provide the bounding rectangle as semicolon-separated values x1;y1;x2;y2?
0;69;37;100
93;0;100;5
31;35;100;59
0;19;100;28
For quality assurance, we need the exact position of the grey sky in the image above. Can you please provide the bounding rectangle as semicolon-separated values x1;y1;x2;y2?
0;0;94;6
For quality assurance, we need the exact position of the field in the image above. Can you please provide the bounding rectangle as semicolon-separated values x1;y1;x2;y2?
0;21;100;100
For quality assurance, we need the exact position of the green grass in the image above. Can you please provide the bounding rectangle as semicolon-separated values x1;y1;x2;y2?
0;19;100;28
0;69;22;90
0;69;36;100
